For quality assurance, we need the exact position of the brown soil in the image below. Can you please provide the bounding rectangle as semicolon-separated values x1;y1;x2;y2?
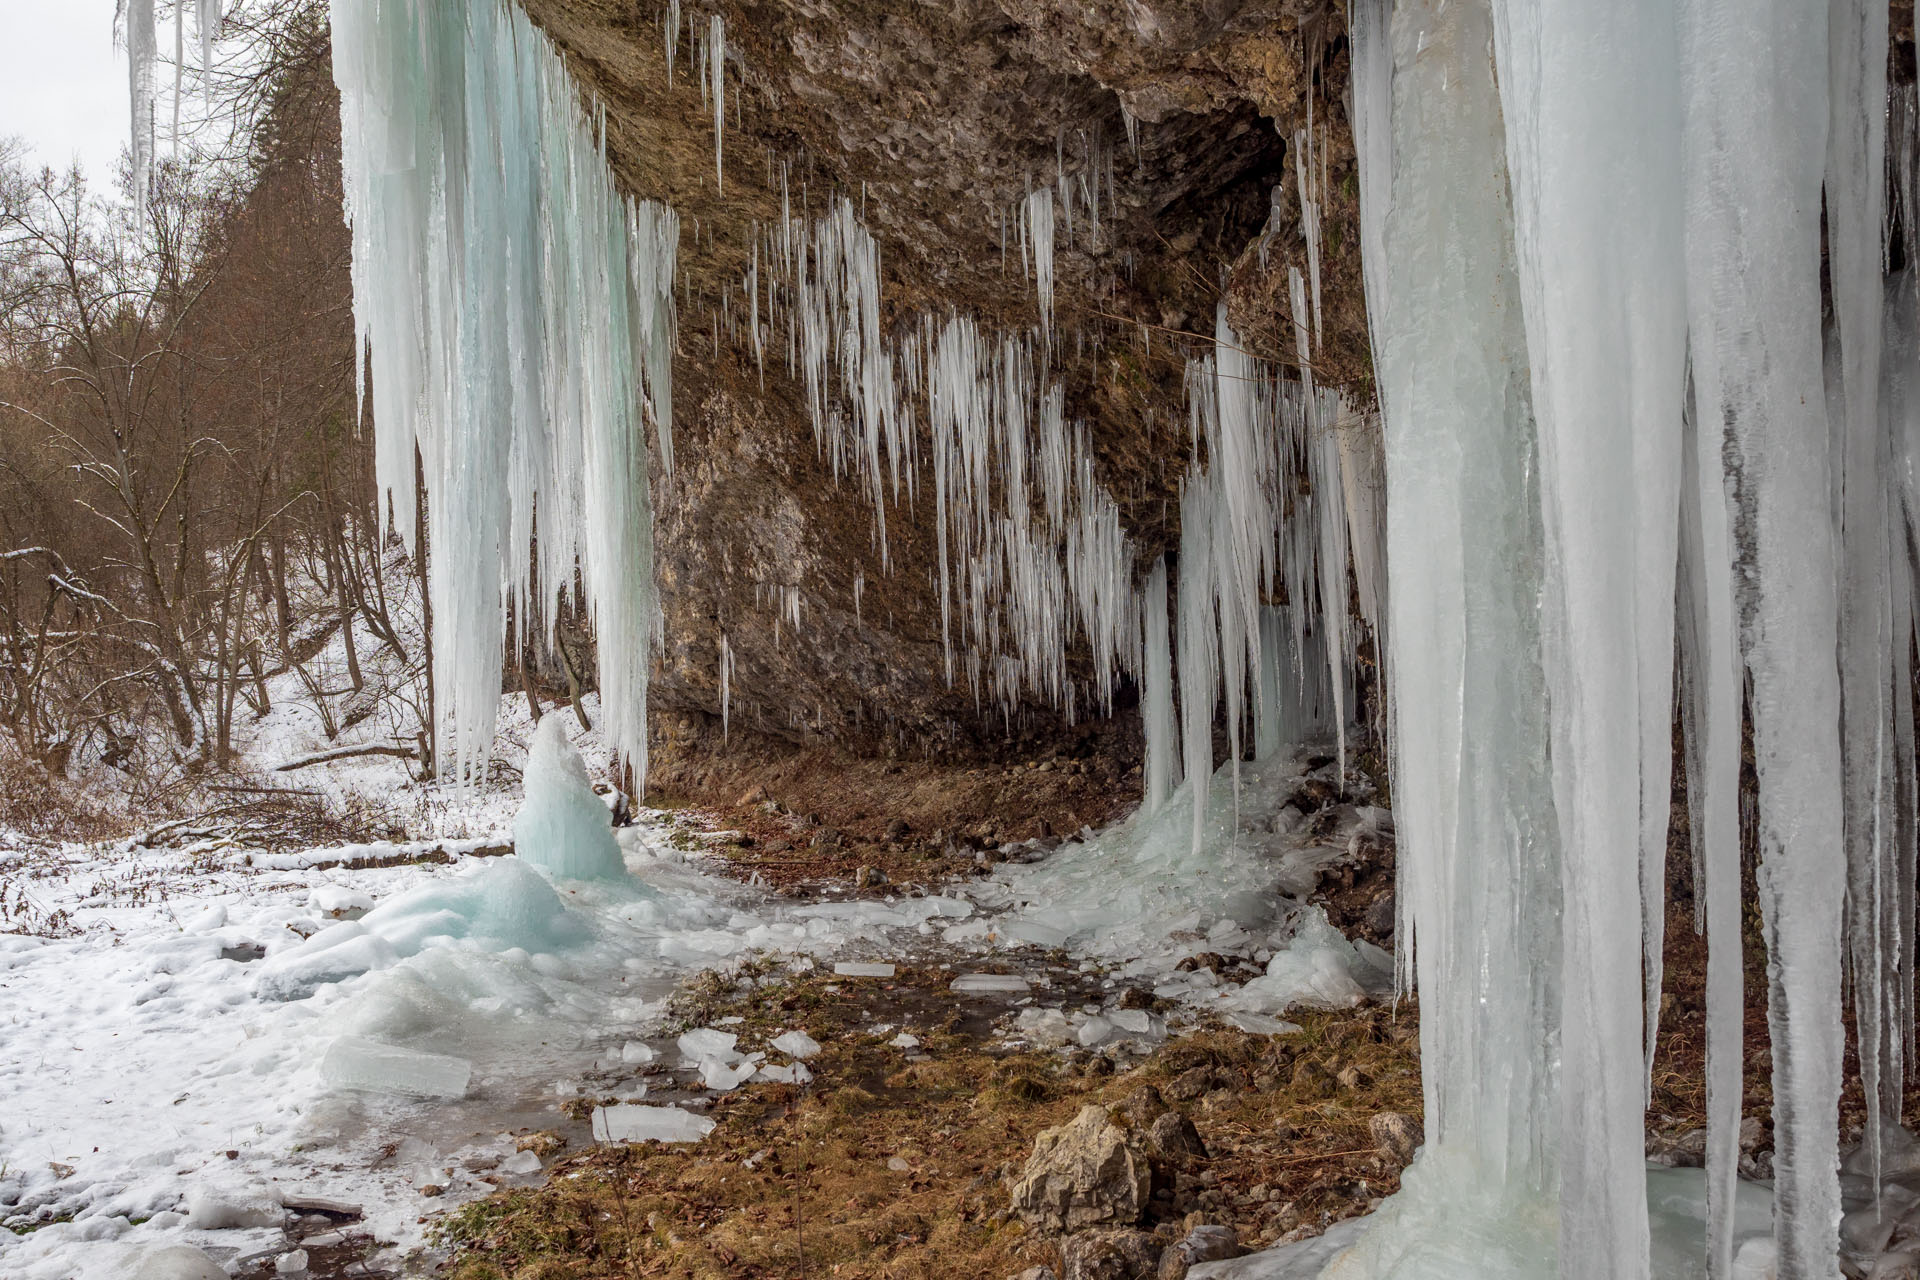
433;960;1422;1280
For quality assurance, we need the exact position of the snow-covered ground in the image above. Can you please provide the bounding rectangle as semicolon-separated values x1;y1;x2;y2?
3;673;1387;1280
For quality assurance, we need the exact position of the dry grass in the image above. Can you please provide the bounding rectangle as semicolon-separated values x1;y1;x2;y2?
433;963;1424;1280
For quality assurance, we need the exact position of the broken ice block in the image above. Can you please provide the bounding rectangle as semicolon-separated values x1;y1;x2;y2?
772;1030;822;1059
1012;1007;1074;1047
1077;1017;1116;1047
754;1062;815;1084
591;1104;716;1143
320;1036;471;1099
700;1057;758;1091
676;1028;739;1061
1001;919;1071;949
1225;1012;1302;1036
502;1150;542;1174
950;973;1030;993
834;962;896;977
1108;1010;1165;1039
620;1040;657;1064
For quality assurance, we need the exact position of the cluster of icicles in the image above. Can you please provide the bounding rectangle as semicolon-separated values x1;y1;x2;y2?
327;0;679;787
122;0;224;204
1330;0;1920;1276
740;184;1378;765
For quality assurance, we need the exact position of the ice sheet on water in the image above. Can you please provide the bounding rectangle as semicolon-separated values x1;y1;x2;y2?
320;1036;472;1099
514;718;627;882
592;1104;715;1144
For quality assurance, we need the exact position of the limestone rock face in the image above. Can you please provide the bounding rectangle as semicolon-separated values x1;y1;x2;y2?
1009;1104;1153;1233
514;0;1368;774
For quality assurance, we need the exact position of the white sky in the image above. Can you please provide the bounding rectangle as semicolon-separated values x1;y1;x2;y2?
0;2;131;186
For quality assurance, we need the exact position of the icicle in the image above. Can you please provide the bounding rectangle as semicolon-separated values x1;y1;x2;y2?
126;0;157;205
1293;128;1324;350
720;632;733;744
1326;1;1561;1274
1672;0;1845;1261
665;0;680;81
172;2;184;153
1026;188;1055;339
1176;472;1217;859
1828;0;1895;1191
1489;0;1688;1268
709;14;725;192
198;0;221;106
1141;557;1180;814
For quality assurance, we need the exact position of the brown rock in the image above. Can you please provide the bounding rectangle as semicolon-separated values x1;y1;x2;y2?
1147;1111;1207;1160
1008;1105;1152;1233
1061;1228;1163;1280
1370;1112;1423;1164
1114;1084;1169;1130
1156;1224;1242;1278
1162;1067;1215;1103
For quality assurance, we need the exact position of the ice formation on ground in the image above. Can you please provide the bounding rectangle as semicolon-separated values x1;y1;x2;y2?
513;716;628;881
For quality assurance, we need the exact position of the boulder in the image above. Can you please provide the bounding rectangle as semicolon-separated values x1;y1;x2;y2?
1061;1228;1163;1280
1009;1105;1152;1233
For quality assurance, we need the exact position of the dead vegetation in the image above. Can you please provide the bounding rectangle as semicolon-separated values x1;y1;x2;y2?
431;961;1424;1280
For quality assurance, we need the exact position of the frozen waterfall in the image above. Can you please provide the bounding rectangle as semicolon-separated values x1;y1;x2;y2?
1320;0;1907;1276
328;0;679;786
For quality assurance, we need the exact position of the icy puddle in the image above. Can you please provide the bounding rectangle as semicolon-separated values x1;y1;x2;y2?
2;742;1392;1278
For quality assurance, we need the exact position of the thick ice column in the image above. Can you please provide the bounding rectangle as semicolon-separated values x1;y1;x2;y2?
330;0;678;786
1141;557;1181;815
1828;0;1896;1182
1676;0;1843;1272
1324;2;1561;1275
1177;473;1218;859
1488;0;1687;1271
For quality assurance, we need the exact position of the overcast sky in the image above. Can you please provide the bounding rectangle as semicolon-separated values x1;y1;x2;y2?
0;2;129;185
